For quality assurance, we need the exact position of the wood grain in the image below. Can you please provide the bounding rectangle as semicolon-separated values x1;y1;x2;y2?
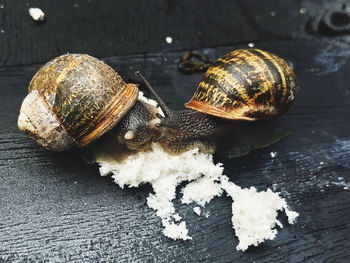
1;38;350;262
0;0;314;67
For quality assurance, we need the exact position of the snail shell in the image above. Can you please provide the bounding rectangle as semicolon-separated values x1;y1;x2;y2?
185;49;298;121
18;54;138;152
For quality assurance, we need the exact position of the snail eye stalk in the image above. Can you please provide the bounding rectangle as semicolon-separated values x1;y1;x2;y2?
135;71;171;117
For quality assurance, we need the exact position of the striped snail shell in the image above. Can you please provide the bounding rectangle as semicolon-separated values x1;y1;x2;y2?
18;54;138;152
185;49;298;121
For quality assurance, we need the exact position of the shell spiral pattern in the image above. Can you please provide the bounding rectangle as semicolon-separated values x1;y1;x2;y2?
185;49;298;121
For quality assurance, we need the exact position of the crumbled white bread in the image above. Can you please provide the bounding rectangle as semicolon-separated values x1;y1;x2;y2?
97;94;298;251
248;42;255;48
98;144;298;250
99;143;222;240
28;7;45;21
221;176;298;251
181;173;223;206
165;36;173;44
193;207;201;216
270;151;277;158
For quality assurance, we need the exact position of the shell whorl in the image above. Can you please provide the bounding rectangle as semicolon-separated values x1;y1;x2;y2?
185;49;298;121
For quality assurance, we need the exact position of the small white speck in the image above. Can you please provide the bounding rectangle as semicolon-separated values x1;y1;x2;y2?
74;181;78;184
344;186;349;190
338;177;344;181
165;36;173;44
0;5;4;8
28;7;45;21
270;152;277;158
203;211;210;218
0;29;4;34
84;202;87;206
74;3;79;8
299;8;307;14
248;42;255;48
270;11;276;16
319;161;324;165
193;207;201;216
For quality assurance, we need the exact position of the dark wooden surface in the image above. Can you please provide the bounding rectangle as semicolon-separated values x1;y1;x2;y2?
1;1;350;262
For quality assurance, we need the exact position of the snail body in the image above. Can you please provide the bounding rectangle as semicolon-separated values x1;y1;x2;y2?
138;48;299;154
18;54;157;152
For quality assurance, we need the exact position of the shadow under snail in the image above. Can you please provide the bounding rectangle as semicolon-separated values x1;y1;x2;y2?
18;49;298;159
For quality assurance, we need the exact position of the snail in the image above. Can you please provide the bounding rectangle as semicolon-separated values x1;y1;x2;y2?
17;54;159;152
135;48;299;154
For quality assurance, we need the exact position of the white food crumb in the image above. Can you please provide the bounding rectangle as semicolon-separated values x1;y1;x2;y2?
181;173;223;206
221;176;298;251
248;42;255;48
97;94;298;251
0;5;4;9
270;152;277;158
193;207;201;216
99;143;222;241
28;7;45;21
162;221;191;240
319;161;324;165
0;29;4;34
299;8;307;14
165;36;173;44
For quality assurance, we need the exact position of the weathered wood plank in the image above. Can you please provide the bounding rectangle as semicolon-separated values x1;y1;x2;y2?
0;0;312;66
1;39;350;262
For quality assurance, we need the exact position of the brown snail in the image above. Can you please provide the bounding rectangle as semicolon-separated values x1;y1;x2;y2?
18;54;158;152
136;48;299;154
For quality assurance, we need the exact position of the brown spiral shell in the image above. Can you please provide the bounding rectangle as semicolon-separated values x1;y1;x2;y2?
18;54;138;151
185;49;298;121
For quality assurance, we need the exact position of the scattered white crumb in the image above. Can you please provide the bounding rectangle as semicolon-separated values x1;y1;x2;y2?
28;7;45;21
162;220;191;240
320;161;324;165
0;29;4;34
193;207;201;216
270;11;276;16
165;36;173;44
248;42;255;48
338;177;344;181
0;5;4;9
97;94;299;252
270;152;277;158
299;8;307;14
344;187;349;190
